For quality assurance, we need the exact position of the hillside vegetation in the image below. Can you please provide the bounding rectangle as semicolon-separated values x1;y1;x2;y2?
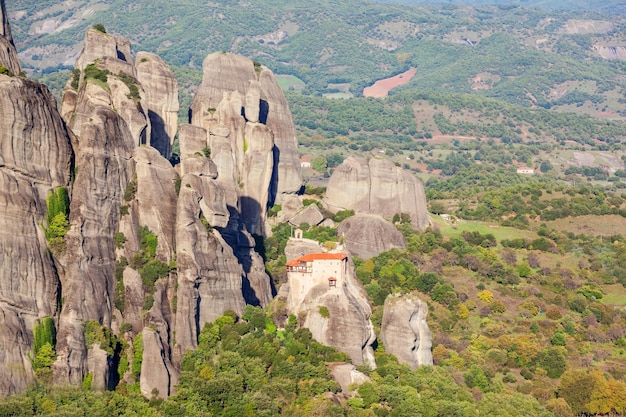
8;0;626;115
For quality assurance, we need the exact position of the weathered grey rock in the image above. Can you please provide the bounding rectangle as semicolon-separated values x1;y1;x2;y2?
285;238;324;261
75;29;134;72
140;328;173;399
178;124;208;160
190;52;301;203
107;75;149;146
258;68;302;200
122;268;144;333
136;52;179;158
329;363;371;393
338;214;407;259
0;74;72;395
325;156;429;230
0;0;11;41
173;181;246;359
244;80;261;123
134;146;178;261
86;344;110;391
275;194;303;223
54;77;135;386
289;203;325;228
241;122;274;235
380;294;433;369
0;0;21;76
190;53;258;123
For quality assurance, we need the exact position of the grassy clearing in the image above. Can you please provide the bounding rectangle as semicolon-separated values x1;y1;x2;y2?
541;215;626;237
432;215;536;243
275;74;305;92
601;284;626;306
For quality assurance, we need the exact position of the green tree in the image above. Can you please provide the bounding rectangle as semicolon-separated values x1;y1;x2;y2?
312;156;328;173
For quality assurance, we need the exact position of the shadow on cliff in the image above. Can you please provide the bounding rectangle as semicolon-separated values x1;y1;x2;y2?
219;200;278;305
147;110;170;159
268;145;279;207
241;99;269;124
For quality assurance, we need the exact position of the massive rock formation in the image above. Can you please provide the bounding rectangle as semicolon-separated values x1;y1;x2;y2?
0;75;73;395
54;62;138;387
338;214;407;259
0;0;21;76
190;52;302;205
0;16;297;398
325;156;430;230
380;294;433;369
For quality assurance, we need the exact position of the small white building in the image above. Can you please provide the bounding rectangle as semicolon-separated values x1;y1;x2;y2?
286;253;348;310
517;167;535;175
300;156;311;168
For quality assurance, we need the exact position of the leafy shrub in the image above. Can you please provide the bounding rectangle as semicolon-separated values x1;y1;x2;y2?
124;180;137;202
70;68;80;89
92;23;107;33
83;63;109;84
0;65;13;76
116;72;140;101
84;320;119;356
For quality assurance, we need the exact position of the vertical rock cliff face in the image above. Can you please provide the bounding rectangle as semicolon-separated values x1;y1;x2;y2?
135;52;179;158
190;52;302;207
0;0;21;76
325;156;430;230
173;124;246;359
0;75;73;395
380;294;433;369
0;15;297;396
55;79;137;386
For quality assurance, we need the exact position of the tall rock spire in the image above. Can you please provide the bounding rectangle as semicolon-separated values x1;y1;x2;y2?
0;0;22;76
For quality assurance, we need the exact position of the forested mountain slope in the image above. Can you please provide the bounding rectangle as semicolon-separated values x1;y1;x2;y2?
6;0;626;114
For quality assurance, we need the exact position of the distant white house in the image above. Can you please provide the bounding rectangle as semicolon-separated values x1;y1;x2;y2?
517;167;535;175
300;156;311;168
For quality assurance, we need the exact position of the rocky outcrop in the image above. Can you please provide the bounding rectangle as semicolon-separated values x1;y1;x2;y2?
380;294;433;369
135;52;179;158
289;204;324;228
278;256;376;367
0;74;73;395
338;214;407;259
133;146;178;261
190;52;302;205
258;70;302;200
596;45;626;60
329;363;371;393
0;0;21;76
74;28;133;73
0;21;300;398
173;138;246;357
140;328;175;399
325;156;429;230
285;237;324;261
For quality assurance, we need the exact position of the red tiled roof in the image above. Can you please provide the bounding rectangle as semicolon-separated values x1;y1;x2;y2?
285;253;347;267
298;253;347;262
